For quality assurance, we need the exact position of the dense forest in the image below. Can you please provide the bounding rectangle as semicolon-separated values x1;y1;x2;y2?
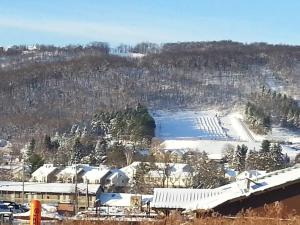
1;41;300;142
245;88;300;134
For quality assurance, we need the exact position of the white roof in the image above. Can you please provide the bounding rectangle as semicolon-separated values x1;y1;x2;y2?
152;164;300;211
152;188;222;209
224;168;238;178
82;166;110;181
236;170;266;180
0;181;101;194
99;193;153;207
31;164;58;177
56;164;86;177
121;162;191;178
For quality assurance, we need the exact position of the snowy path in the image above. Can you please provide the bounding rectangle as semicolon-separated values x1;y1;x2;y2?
237;119;255;142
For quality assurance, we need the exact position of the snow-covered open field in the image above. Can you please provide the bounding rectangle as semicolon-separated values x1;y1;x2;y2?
152;110;253;142
153;111;228;140
151;110;300;161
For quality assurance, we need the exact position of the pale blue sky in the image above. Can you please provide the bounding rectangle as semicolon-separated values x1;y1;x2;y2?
0;0;299;46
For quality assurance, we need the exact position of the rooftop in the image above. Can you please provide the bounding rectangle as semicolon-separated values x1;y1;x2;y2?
152;164;300;211
0;181;101;194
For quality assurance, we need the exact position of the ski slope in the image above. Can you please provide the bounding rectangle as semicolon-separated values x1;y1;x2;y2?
151;110;300;161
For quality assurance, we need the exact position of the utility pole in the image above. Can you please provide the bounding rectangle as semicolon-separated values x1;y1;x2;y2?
22;161;25;204
86;181;89;210
74;162;78;215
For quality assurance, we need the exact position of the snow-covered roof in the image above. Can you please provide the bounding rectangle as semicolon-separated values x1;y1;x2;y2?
152;164;300;211
236;170;266;180
121;162;191;178
31;164;58;178
56;164;87;177
99;193;153;207
82;166;110;181
224;168;238;178
0;181;101;194
152;188;223;209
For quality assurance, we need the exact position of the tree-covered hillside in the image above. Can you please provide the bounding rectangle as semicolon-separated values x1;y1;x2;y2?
245;88;300;134
1;41;300;142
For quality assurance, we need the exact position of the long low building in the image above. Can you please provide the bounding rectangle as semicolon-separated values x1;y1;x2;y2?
0;181;102;209
152;164;300;215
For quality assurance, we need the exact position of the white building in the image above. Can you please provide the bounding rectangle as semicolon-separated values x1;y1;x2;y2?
121;162;193;188
82;166;110;184
56;164;87;183
105;169;129;189
30;164;59;183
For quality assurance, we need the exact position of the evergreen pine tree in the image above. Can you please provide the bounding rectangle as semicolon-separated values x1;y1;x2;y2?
71;137;83;164
261;140;271;152
233;145;248;172
44;135;53;152
246;150;260;170
269;143;285;171
27;138;35;158
93;138;107;164
258;140;272;171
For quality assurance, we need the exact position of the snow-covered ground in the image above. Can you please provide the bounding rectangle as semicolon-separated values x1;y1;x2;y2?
153;110;245;141
152;110;300;161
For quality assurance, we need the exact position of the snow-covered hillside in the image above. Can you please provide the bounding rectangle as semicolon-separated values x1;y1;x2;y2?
151;110;300;161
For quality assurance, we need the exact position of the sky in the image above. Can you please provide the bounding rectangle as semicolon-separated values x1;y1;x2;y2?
0;0;300;47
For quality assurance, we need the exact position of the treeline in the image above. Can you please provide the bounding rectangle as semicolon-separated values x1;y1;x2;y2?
245;88;300;134
224;140;289;173
1;41;300;141
245;102;271;134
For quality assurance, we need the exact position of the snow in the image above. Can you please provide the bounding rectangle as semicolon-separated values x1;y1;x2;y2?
0;181;101;194
14;204;63;220
121;162;192;179
236;170;266;180
31;164;58;180
152;110;300;161
56;164;87;178
82;166;110;183
99;193;153;207
153;110;229;140
162;139;260;160
152;188;223;209
110;52;145;58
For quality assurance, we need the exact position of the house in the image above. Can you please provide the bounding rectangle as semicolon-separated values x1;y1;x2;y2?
236;170;266;180
56;164;87;183
30;164;59;183
30;164;127;192
152;164;300;215
82;165;110;184
104;169;129;192
224;169;266;182
153;149;188;163
224;168;238;182
0;181;102;210
0;164;30;181
121;162;193;188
